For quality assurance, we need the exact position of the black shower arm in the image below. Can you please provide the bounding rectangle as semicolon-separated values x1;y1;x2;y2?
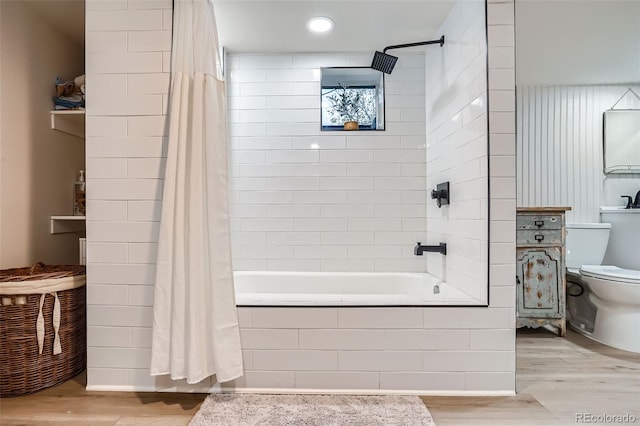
382;35;445;53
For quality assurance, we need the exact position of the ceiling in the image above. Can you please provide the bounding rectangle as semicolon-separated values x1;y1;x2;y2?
515;0;640;86
214;0;456;53
21;0;639;86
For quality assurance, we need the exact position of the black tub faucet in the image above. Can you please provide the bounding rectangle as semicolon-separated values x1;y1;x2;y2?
414;242;447;256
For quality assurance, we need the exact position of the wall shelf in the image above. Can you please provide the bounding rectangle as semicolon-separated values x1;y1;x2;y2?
50;215;85;234
50;110;85;139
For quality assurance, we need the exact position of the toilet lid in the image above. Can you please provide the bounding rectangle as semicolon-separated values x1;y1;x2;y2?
580;265;640;284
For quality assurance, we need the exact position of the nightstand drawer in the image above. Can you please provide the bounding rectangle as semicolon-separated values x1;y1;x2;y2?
517;229;563;245
516;214;562;230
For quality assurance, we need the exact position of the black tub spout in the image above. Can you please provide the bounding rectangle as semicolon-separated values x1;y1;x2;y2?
414;242;447;256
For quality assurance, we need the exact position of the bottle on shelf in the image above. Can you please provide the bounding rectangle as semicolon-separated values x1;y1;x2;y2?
73;170;85;216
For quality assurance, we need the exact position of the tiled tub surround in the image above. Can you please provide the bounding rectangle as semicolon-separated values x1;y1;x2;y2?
227;51;430;275
85;0;516;394
222;307;515;394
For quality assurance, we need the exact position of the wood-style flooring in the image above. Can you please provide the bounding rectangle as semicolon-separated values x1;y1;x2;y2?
1;328;638;425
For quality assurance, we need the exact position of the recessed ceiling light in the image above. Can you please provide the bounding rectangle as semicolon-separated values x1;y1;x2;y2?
306;17;334;34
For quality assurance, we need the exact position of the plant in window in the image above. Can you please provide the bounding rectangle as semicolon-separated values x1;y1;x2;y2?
325;84;375;130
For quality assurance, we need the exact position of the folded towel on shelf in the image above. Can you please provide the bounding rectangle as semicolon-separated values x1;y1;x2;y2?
53;94;84;110
53;105;85;111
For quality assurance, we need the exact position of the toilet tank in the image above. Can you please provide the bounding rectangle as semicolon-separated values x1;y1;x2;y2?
601;207;640;270
566;223;611;270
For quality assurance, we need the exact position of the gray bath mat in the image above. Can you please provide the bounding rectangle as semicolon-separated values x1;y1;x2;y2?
189;393;436;425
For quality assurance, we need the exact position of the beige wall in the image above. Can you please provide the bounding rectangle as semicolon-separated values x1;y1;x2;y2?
0;1;85;269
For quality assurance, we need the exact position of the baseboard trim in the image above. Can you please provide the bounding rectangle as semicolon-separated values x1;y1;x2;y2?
86;384;515;396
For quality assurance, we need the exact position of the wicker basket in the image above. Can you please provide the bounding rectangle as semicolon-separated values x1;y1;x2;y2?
0;263;86;397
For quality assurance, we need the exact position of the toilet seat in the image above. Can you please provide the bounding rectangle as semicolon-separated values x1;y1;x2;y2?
580;265;640;284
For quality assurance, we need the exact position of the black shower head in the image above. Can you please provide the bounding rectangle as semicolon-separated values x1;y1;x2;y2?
371;35;445;74
371;51;399;75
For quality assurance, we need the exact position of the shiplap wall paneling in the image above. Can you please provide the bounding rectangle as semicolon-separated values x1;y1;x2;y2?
517;84;640;223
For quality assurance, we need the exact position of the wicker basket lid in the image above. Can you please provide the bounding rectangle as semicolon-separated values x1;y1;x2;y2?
0;263;85;282
0;263;86;294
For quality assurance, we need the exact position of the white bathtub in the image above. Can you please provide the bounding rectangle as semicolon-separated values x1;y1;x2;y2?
234;271;479;306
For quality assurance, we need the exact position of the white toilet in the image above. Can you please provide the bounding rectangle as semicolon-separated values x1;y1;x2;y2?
566;223;611;334
566;207;640;353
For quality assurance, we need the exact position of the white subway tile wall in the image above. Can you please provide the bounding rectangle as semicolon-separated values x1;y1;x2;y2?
228;51;429;272
85;0;171;390
85;0;516;393
425;0;492;301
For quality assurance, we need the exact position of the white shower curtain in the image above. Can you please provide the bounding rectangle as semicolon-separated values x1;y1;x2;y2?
150;0;243;384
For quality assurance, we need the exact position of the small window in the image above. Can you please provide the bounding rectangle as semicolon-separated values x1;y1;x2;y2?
322;85;377;129
320;67;385;131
